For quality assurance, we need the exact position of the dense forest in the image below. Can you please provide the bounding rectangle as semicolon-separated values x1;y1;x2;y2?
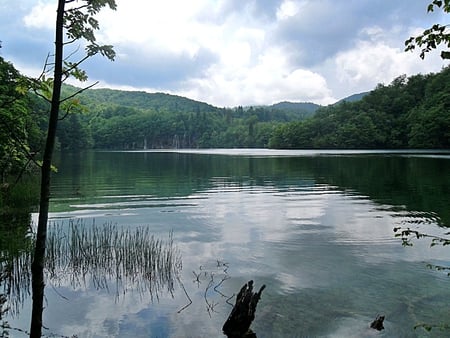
270;67;450;149
58;66;450;150
56;85;319;150
62;66;449;150
1;56;449;186
0;57;44;185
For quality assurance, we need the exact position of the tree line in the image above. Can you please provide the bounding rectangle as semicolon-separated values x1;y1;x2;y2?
62;65;450;150
270;67;450;149
56;85;317;150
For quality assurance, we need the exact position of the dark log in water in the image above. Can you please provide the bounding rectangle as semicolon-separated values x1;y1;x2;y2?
222;280;265;338
370;315;385;331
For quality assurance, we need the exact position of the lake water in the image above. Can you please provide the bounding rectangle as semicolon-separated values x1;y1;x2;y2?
5;149;450;337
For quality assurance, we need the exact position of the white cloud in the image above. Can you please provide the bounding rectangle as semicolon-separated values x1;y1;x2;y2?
23;1;55;30
335;42;408;84
329;36;446;99
177;45;335;107
97;0;216;57
2;0;448;107
276;0;301;20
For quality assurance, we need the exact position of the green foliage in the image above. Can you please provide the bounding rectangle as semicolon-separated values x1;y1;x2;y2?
63;0;116;62
393;227;450;247
394;225;450;331
0;57;43;182
405;0;450;59
58;113;92;150
75;86;218;113
268;101;319;118
12;66;450;151
17;67;448;151
0;177;40;213
270;67;450;149
39;85;301;150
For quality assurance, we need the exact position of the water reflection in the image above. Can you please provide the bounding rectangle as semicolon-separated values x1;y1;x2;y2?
1;220;182;337
0;212;33;316
51;151;450;227
46;220;182;301
5;150;450;337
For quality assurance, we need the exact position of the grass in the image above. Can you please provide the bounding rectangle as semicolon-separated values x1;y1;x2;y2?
1;218;182;319
46;220;182;300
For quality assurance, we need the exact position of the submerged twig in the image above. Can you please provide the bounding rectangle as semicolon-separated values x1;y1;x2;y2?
177;277;192;313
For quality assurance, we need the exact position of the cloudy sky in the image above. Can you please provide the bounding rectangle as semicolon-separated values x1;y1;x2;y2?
0;0;448;107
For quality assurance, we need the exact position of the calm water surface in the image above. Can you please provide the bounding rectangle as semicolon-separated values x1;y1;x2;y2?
6;149;450;337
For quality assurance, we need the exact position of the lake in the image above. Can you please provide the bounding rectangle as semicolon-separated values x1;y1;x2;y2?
4;149;450;337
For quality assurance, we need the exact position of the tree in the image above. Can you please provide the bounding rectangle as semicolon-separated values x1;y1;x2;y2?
57;113;92;150
399;4;450;332
30;1;116;337
405;0;450;59
0;57;31;183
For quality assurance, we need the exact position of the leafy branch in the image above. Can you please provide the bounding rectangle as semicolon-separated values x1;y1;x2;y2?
394;227;450;275
415;322;450;332
394;225;450;332
393;227;450;247
405;0;450;59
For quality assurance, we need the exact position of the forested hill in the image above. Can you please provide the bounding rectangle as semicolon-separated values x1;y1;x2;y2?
63;85;219;113
56;84;324;149
54;66;449;150
334;92;368;104
66;84;322;116
268;101;320;118
270;66;450;149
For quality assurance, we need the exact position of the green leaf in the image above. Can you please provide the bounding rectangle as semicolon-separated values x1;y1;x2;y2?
441;51;450;59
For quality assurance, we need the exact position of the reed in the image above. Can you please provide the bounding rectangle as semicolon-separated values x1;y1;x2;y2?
46;220;182;300
1;219;182;319
0;215;34;316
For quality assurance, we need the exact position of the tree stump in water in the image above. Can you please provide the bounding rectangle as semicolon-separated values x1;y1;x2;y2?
370;315;385;331
222;280;265;338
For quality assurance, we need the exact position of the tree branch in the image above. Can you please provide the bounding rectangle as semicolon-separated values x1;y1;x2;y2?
60;80;98;104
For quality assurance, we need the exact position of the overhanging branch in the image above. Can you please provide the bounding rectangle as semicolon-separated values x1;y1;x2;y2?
60;81;98;104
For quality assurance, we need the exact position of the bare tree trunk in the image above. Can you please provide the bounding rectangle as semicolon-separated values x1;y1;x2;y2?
30;0;65;336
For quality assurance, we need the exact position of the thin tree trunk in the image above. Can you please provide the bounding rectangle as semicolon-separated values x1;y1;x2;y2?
30;0;65;336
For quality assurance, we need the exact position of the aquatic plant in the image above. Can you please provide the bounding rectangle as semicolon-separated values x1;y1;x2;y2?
46;220;182;300
0;213;34;316
0;219;182;326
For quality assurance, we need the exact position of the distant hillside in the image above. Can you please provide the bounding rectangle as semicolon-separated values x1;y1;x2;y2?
269;67;450;149
270;101;320;118
64;83;368;116
54;83;389;150
63;85;219;113
236;101;320;122
335;92;369;104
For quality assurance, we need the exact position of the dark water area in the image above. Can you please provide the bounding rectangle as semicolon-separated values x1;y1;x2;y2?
3;149;450;337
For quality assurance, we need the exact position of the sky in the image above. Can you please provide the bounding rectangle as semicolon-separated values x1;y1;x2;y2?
0;0;448;107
